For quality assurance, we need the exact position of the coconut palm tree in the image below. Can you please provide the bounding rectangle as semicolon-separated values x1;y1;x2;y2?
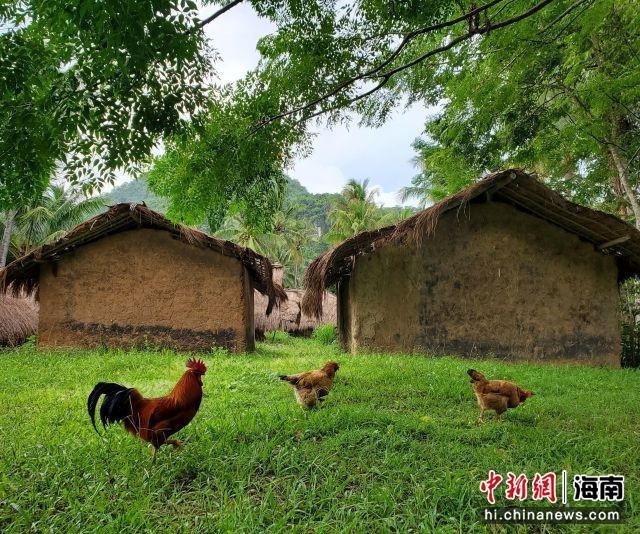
216;208;317;287
325;179;389;244
0;185;105;266
398;172;433;208
215;212;266;254
341;179;378;204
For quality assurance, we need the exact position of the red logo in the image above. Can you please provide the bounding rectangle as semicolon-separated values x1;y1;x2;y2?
479;470;504;505
505;472;528;501
531;472;557;503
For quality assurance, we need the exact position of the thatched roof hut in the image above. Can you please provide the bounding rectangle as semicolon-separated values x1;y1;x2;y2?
2;203;285;313
1;203;286;352
0;290;38;347
255;288;337;338
303;169;640;365
254;264;336;337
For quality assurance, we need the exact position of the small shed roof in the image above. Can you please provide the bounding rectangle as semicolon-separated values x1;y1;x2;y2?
302;168;640;318
1;203;286;314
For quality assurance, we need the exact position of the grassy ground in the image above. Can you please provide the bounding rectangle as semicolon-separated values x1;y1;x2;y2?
0;335;638;532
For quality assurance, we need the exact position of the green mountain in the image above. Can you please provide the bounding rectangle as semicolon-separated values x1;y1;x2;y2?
107;176;413;238
107;176;341;233
282;178;341;234
106;177;168;214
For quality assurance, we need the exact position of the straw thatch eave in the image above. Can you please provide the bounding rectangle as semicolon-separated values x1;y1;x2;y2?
0;203;286;314
0;289;38;347
302;168;640;318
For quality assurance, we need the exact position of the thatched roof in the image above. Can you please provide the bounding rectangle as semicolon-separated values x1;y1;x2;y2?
303;168;640;318
255;289;337;335
1;203;286;314
0;291;38;347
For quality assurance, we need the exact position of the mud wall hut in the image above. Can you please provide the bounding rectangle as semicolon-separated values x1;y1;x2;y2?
1;204;285;352
303;169;640;366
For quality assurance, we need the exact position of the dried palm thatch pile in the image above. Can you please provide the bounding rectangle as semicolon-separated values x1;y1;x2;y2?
303;168;640;318
0;289;38;347
255;289;337;339
1;203;286;314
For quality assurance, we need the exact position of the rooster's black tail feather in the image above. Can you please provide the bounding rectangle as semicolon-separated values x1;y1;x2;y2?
87;382;134;434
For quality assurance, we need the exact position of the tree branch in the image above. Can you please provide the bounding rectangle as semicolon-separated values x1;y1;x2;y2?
194;0;244;31
254;0;507;129
539;0;591;33
296;76;392;125
475;0;556;33
254;0;559;131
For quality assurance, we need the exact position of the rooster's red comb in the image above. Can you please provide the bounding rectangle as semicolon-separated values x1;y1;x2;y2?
186;358;207;374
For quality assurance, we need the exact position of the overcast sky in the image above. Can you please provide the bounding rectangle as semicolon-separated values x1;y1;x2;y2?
118;3;437;207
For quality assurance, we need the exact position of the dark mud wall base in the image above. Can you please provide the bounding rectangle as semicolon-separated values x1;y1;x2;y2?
54;320;238;351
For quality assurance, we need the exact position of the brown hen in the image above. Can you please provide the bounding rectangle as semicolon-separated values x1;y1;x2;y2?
467;369;533;423
279;360;339;408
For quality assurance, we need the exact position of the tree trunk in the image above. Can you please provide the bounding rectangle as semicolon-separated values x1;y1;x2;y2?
0;209;16;268
609;145;640;229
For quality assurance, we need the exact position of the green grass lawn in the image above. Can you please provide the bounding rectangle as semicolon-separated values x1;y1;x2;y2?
1;336;638;532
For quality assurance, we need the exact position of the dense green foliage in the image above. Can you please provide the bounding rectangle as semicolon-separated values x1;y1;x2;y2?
1;338;638;531
404;1;640;224
0;0;210;210
146;80;304;229
0;31;61;209
5;0;628;232
3;0;573;228
146;0;564;228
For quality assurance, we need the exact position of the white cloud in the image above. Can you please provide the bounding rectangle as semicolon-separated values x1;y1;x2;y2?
289;161;347;194
287;105;436;203
202;3;274;84
373;186;418;208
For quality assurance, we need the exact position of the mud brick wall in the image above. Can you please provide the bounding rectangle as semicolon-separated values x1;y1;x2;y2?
37;228;254;352
341;201;620;365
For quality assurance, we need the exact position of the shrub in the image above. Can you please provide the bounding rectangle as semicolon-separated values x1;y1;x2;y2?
312;324;336;345
266;330;291;343
209;346;230;357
